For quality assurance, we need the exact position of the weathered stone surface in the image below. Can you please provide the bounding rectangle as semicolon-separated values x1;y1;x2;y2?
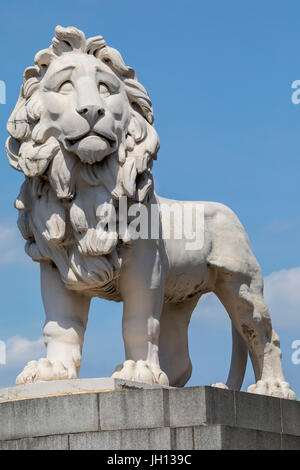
235;391;281;433
0;435;68;450
0;378;170;403
171;427;194;450
99;388;167;430
69;428;171;450
0;386;299;450
193;425;282;450
221;426;281;450
204;386;236;426
193;425;222;450
281;397;300;437
281;433;300;450
0;393;99;441
168;386;235;428
69;430;121;450
168;387;206;428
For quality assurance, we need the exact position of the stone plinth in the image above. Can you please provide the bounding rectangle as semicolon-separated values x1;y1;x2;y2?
0;381;299;450
0;377;169;403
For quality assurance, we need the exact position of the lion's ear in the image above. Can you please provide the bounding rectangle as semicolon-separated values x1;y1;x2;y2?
6;137;22;172
23;66;40;98
124;79;154;124
7;94;31;141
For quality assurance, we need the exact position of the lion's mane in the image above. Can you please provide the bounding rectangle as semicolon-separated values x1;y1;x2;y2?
6;26;160;299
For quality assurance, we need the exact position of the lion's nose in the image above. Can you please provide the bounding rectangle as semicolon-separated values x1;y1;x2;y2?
76;105;104;127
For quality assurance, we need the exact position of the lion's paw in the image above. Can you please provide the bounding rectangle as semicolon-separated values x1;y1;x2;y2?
247;379;296;400
16;358;77;385
111;360;169;386
211;382;229;390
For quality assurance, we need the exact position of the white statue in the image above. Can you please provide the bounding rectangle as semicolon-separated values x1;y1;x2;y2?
6;26;296;399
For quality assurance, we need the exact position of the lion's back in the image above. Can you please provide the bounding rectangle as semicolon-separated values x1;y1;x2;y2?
158;196;261;300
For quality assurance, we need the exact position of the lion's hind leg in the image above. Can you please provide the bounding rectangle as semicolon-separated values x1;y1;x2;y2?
211;322;248;391
158;295;200;387
214;267;296;400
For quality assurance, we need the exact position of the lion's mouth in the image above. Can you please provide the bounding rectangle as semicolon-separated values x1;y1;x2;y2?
66;131;117;148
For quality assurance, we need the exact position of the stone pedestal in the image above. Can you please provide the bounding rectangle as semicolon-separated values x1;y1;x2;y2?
0;380;299;450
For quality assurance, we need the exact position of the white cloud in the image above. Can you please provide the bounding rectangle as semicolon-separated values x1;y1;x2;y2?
263;218;300;234
193;292;228;329
264;267;300;330
194;267;300;330
0;222;30;265
0;337;44;388
6;336;45;365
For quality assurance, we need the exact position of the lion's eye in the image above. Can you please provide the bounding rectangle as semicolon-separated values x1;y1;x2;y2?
99;82;110;97
58;81;73;93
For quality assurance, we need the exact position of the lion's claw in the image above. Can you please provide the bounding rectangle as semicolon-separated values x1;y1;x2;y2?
111;359;169;386
247;379;296;400
16;358;77;384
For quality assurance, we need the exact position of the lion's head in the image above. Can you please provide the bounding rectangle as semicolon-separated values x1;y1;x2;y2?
6;26;160;297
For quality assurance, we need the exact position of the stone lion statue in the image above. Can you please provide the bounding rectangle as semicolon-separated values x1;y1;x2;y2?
6;26;295;399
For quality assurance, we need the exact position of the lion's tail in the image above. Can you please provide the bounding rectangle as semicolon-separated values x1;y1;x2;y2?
225;323;248;390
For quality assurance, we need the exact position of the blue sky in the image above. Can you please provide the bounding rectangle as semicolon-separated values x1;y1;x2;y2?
0;0;300;396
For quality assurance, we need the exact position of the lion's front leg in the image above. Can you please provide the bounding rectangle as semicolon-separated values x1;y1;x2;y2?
16;261;91;384
112;240;169;386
